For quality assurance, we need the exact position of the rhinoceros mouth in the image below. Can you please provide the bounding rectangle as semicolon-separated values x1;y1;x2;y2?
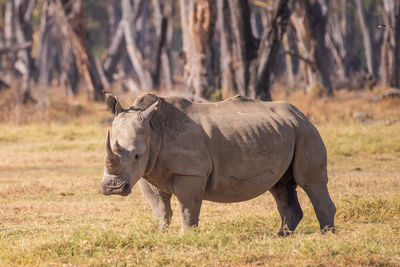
102;179;126;189
101;180;131;196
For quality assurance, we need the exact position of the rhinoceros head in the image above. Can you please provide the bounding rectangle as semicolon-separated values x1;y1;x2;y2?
101;95;159;196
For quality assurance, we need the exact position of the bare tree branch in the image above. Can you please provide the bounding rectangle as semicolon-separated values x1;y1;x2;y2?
0;42;32;55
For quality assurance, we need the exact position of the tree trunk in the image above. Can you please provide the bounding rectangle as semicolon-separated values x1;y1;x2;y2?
325;1;347;82
52;0;105;101
60;38;80;96
36;0;52;85
218;0;235;98
218;0;290;100
104;0;159;90
227;0;257;96
106;0;121;46
180;0;216;97
282;32;294;87
293;0;333;96
162;1;175;90
355;0;375;77
290;14;313;88
37;0;80;95
15;0;36;102
103;21;125;82
380;0;400;88
102;0;123;82
136;0;151;58
121;0;153;90
2;0;36;102
4;0;17;79
152;0;174;90
248;0;291;100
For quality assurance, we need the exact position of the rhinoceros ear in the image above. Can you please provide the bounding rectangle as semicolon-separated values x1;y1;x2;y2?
105;94;124;116
139;100;159;122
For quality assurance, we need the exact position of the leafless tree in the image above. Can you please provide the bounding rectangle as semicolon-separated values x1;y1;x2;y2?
380;0;400;88
151;0;174;90
180;0;216;97
35;0;106;100
217;0;291;100
355;0;375;78
103;0;173;92
2;0;36;102
297;0;332;95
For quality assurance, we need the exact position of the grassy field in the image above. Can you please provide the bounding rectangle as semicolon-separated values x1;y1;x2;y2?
0;91;399;266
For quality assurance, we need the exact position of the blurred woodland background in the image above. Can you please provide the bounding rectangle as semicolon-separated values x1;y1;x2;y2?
1;2;400;265
0;0;399;105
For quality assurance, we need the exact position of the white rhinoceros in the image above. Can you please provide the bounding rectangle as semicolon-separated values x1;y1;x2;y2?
101;93;336;235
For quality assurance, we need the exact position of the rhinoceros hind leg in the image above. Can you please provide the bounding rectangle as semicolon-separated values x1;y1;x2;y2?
293;169;336;233
292;132;336;233
138;179;173;232
270;171;303;237
301;183;336;233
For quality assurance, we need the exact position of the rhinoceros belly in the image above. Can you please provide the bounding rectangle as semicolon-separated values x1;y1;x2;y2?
204;168;283;202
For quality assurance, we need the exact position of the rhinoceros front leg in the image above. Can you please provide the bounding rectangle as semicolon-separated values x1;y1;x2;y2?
173;175;205;233
138;179;172;232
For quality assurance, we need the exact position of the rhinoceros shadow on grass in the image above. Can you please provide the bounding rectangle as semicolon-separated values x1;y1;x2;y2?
100;93;336;236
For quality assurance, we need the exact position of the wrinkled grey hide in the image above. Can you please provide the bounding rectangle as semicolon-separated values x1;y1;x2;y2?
101;93;336;235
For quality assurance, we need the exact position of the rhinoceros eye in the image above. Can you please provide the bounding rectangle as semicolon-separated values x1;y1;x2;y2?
135;154;139;159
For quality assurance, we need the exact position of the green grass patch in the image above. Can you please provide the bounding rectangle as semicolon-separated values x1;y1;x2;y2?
320;121;400;156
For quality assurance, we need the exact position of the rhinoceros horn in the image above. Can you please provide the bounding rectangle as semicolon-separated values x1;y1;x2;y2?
105;130;113;156
105;130;120;169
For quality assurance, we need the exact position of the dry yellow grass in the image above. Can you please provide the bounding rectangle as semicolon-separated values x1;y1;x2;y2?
0;90;399;266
